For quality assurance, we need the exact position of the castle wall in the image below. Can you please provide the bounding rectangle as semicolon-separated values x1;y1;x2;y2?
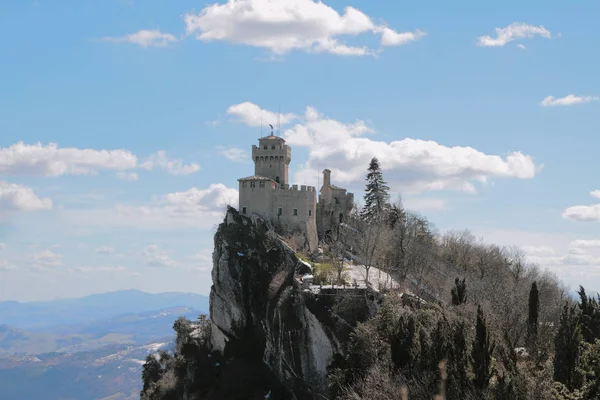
239;180;275;220
272;185;318;251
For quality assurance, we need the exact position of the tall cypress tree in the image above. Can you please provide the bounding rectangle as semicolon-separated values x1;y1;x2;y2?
361;157;390;221
451;277;467;306
527;281;539;351
554;302;582;391
471;305;495;390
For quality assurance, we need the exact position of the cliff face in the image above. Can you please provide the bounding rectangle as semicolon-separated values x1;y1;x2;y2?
208;207;345;399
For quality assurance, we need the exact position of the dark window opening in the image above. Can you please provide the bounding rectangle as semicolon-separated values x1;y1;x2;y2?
242;207;247;214
339;213;344;223
275;176;280;183
263;145;268;149
293;209;298;216
335;197;339;204
308;209;312;216
271;145;275;149
259;181;265;188
278;208;283;216
270;165;272;168
250;181;256;188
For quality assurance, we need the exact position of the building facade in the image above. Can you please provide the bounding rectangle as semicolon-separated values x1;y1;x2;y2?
238;133;353;252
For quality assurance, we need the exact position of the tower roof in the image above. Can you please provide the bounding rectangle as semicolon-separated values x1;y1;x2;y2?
258;134;286;142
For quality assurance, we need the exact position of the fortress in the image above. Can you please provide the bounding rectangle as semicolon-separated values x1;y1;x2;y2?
238;131;354;251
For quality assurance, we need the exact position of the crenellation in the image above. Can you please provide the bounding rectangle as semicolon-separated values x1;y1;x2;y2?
238;132;353;252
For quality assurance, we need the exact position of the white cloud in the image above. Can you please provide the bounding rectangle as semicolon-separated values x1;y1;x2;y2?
477;22;552;47
226;104;539;194
522;245;555;256
402;197;447;212
141;151;200;176
30;250;62;269
71;265;126;273
226;102;298;127
516;44;526;50
0;181;53;211
116;171;139;181
62;183;238;230
541;94;599;107
94;245;115;255
0;259;16;271
102;29;178;48
217;146;248;163
570;239;600;249
1;143;199;178
0;142;138;177
0;242;5;250
184;0;424;56
143;245;177;268
562;191;600;222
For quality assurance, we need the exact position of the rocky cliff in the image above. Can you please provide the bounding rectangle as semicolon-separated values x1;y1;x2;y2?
208;207;348;399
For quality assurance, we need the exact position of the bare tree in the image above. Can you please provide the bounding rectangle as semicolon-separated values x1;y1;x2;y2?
325;227;350;284
351;207;388;284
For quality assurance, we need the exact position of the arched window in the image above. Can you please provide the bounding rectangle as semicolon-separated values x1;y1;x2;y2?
255;156;259;162
270;156;274;161
260;156;264;162
276;176;280;183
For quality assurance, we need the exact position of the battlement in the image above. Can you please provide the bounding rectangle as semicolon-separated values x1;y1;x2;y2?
279;184;316;192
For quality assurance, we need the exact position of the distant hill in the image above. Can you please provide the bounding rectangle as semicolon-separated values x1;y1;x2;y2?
0;290;209;400
0;290;209;330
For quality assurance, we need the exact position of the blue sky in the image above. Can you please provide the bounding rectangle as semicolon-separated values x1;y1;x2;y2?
1;0;600;301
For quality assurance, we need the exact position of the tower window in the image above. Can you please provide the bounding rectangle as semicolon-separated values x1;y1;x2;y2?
278;208;283;216
259;181;265;188
293;208;298;216
271;145;275;149
250;181;256;188
242;207;247;214
276;176;280;183
308;209;312;216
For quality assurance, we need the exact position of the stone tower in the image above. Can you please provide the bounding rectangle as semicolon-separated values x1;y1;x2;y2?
251;132;291;185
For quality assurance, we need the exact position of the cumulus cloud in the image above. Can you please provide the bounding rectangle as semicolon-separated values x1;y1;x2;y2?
184;0;424;56
0;181;53;211
570;239;600;249
0;143;199;178
227;103;538;194
30;250;62;269
71;265;126;273
562;191;600;222
226;102;298;127
541;94;599;107
143;244;177;268
101;29;178;48
477;22;552;47
94;245;115;255
116;172;139;181
216;146;248;163
141;151;201;176
0;142;137;177
62;183;238;230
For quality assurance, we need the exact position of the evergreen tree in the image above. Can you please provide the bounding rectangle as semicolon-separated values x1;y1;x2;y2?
578;285;600;343
471;305;495;390
527;281;539;351
451;277;467;306
361;157;390;221
554;302;582;391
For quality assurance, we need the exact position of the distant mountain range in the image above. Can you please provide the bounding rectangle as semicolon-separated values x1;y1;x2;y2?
0;289;209;330
0;290;209;400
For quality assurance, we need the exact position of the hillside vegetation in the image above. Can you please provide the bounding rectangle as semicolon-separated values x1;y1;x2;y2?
141;158;599;400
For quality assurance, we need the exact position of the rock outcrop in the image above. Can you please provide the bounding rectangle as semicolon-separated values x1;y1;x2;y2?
208;207;349;399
